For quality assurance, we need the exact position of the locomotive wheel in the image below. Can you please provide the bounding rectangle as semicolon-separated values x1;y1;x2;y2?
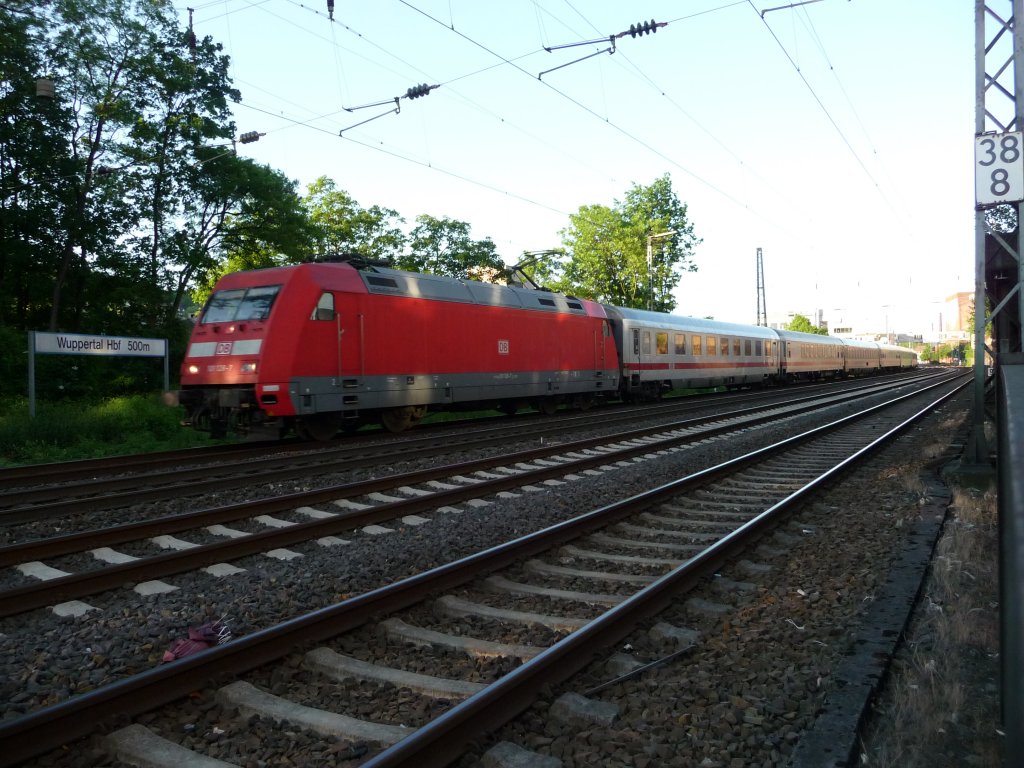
536;398;559;416
573;394;594;412
381;407;415;433
298;415;339;441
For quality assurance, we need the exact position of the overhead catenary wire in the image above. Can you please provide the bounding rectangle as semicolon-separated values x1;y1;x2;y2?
747;0;897;214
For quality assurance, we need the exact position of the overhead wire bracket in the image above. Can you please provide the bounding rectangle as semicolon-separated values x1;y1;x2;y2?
339;83;439;135
539;20;667;79
539;40;615;80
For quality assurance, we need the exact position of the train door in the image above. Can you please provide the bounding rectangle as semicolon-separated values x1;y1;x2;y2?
311;292;343;380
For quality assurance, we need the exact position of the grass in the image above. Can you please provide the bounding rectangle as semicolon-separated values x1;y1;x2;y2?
0;395;228;467
859;486;1001;767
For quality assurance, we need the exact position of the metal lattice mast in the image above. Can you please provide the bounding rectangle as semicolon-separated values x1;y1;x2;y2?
976;4;1024;762
973;0;1024;461
755;247;767;326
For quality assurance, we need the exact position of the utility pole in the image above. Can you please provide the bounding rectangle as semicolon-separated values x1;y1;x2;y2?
756;247;767;326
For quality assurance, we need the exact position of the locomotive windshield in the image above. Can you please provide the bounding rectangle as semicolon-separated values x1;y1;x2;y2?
201;285;281;324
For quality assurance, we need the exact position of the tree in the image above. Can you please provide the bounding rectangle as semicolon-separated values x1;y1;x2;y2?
303;176;405;263
184;154;312;309
558;174;699;311
785;314;828;335
398;214;504;278
0;6;78;330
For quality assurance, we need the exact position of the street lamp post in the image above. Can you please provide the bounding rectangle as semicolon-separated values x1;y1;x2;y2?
646;230;676;311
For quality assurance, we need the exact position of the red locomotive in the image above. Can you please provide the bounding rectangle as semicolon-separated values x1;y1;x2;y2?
176;258;620;438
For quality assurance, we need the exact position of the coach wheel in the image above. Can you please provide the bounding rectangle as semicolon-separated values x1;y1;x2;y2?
498;400;522;416
298;415;339;441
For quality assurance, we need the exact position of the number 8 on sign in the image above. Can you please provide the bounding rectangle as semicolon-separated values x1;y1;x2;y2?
975;131;1024;206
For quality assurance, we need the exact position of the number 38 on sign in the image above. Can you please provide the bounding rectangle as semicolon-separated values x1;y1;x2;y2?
975;131;1024;207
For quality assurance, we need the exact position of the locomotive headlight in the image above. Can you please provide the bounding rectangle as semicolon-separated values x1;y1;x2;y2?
187;364;200;375
240;361;257;374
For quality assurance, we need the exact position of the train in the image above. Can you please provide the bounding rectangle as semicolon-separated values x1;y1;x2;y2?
172;257;918;439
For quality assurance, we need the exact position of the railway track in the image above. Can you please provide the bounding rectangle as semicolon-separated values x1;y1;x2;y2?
0;371;969;767
0;372;934;520
0;372;958;618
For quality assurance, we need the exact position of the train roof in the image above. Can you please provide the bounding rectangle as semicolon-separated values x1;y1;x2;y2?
209;261;608;317
602;306;780;338
774;329;844;344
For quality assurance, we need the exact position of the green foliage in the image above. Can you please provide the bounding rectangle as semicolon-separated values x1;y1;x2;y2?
785;314;828;335
304;176;405;263
398;214;504;278
558;174;700;311
0;394;220;466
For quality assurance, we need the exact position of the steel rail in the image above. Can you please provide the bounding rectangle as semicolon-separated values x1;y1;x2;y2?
0;372;940;514
361;378;972;768
0;376;966;767
0;376;960;616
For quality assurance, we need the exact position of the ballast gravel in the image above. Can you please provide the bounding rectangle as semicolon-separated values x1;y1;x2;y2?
0;383;970;768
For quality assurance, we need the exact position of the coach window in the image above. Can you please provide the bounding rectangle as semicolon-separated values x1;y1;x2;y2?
707;336;717;355
756;340;763;356
744;339;752;356
643;331;652;355
674;333;686;355
720;337;728;356
733;338;741;356
311;292;335;321
691;335;702;355
656;332;668;355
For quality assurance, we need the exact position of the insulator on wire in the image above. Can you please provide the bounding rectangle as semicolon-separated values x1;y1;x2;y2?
327;0;334;20
238;131;262;144
629;19;658;37
405;83;435;100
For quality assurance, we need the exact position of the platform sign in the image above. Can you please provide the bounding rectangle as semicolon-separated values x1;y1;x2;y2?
32;331;166;357
27;331;169;417
975;131;1024;206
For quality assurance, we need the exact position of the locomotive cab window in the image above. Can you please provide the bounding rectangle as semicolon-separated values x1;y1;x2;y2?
202;285;281;324
311;292;335;321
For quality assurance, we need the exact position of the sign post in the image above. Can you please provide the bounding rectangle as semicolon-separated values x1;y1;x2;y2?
27;332;169;418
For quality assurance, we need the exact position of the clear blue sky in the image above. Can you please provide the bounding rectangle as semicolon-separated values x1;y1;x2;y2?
174;0;973;333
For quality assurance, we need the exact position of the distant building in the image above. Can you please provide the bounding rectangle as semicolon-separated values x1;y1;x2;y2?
939;292;973;344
